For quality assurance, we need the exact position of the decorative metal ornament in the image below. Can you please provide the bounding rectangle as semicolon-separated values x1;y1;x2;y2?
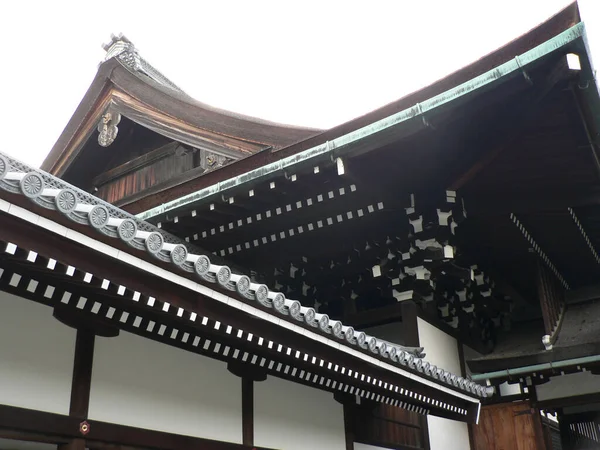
145;232;164;254
20;172;44;199
97;112;121;147
89;205;110;229
194;255;211;276
55;189;78;213
79;421;90;435
117;219;137;242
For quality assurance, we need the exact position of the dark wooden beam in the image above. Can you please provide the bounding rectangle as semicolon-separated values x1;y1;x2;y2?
69;329;95;419
464;187;600;217
241;378;254;447
58;439;86;450
0;403;275;450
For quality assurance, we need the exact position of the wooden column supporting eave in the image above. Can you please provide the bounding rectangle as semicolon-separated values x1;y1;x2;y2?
402;301;431;450
241;377;254;447
69;329;96;419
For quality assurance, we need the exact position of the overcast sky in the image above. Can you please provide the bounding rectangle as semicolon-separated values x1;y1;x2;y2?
1;1;598;167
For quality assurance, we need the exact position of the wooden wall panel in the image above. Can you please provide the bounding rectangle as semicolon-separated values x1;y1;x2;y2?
472;401;547;450
352;402;425;449
97;151;195;204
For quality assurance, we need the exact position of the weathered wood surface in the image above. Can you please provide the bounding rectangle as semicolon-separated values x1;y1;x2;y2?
472;401;547;450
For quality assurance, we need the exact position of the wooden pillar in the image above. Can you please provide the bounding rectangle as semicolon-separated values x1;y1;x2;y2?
58;439;86;450
69;329;95;419
241;377;254;446
401;301;430;450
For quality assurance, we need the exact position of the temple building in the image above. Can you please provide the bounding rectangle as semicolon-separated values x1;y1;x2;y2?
1;2;599;449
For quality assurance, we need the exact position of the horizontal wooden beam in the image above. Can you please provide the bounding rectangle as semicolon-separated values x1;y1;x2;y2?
0;404;275;450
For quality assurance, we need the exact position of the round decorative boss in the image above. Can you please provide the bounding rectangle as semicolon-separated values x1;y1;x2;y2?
145;232;164;254
272;292;286;311
170;244;188;266
303;307;316;325
236;275;251;295
55;189;78;213
117;219;137;242
288;300;301;318
318;314;330;332
20;172;45;199
378;341;388;356
255;284;270;306
344;326;355;344
89;205;110;229
332;320;343;338
0;155;8;180
194;255;211;276
217;266;232;286
368;336;378;353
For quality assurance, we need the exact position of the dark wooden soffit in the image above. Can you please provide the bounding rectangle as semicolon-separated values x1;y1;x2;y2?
0;404;275;450
41;60;320;177
115;2;580;214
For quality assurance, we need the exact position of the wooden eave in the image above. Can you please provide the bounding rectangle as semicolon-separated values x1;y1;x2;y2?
0;151;484;422
122;2;581;215
41;59;321;178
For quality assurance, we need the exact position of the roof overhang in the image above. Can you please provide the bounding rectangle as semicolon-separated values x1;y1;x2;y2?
0;151;483;422
137;17;595;223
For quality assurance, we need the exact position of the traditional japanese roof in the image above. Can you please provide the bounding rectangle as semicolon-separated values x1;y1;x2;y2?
41;34;321;179
0;151;485;422
130;2;583;217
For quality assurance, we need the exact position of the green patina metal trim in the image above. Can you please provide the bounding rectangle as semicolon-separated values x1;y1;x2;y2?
471;353;600;382
138;23;587;221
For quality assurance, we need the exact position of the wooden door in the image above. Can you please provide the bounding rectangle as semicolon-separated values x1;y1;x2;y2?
472;401;547;450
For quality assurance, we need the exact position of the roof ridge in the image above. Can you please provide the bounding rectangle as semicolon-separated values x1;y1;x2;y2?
102;33;184;93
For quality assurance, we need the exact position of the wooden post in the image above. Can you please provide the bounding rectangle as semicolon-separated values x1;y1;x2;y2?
69;329;95;419
401;301;430;450
241;377;254;446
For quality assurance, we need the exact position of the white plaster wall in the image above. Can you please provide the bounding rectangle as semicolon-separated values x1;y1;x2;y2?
0;292;76;414
417;318;470;450
254;376;346;450
537;371;600;401
354;444;388;450
89;331;242;443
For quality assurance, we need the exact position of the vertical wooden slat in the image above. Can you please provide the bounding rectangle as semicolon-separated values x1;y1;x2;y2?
241;377;253;446
69;329;95;419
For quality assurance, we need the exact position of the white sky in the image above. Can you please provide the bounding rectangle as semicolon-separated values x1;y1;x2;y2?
0;0;598;168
